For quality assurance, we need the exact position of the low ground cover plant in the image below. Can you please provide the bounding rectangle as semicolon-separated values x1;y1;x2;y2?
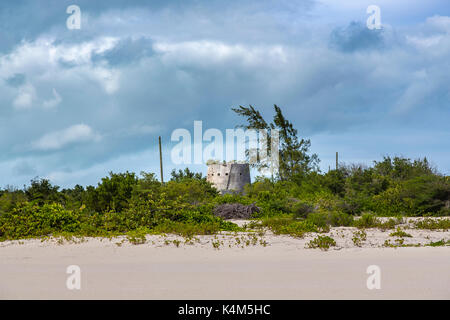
414;218;450;230
389;227;413;238
306;235;337;250
352;230;367;247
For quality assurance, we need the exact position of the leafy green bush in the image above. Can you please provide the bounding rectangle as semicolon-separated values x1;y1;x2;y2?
352;213;380;229
126;227;150;245
0;189;27;215
213;193;253;206
307;211;353;228
151;220;236;238
0;154;448;242
352;213;403;230
0;202;81;240
306;235;336;250
163;179;218;204
290;201;315;219
258;216;323;238
93;171;138;212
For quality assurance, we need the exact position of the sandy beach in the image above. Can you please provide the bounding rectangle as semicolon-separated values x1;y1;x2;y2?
1;222;449;300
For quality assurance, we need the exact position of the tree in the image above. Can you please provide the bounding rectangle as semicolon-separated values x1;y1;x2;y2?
25;177;60;205
373;156;435;180
95;171;138;212
232;104;319;181
170;168;204;182
131;171;162;201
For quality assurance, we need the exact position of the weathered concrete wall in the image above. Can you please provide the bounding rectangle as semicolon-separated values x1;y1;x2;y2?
206;163;251;194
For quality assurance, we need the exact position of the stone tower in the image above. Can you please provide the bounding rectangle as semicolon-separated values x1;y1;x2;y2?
206;161;251;194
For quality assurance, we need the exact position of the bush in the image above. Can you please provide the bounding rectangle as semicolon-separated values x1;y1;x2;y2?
152;220;226;238
291;201;315;219
353;212;380;229
0;156;448;242
94;172;138;212
414;218;450;230
0;202;81;239
163;179;218;204
389;228;412;238
352;230;367;247
426;239;450;247
377;217;404;230
259;216;323;238
126;227;150;245
307;211;353;228
306;235;336;250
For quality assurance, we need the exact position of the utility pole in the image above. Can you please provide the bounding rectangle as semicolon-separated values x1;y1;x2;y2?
336;152;339;170
159;136;164;184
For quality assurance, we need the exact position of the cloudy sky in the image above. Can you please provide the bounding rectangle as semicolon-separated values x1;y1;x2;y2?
0;0;449;188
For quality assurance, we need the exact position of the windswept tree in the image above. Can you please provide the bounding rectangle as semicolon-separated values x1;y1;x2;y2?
232;104;319;181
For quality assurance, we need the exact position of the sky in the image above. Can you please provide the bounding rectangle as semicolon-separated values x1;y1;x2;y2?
0;0;449;188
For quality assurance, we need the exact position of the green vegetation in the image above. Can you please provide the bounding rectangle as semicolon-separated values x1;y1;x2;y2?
0;171;241;242
126;227;149;245
352;230;367;247
383;238;419;248
258;217;323;238
414;218;450;230
232;104;319;181
0;105;448;242
389;228;413;238
306;235;337;250
425;239;450;247
353;214;404;230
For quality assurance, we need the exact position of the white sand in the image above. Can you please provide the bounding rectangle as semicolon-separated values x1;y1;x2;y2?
1;221;449;299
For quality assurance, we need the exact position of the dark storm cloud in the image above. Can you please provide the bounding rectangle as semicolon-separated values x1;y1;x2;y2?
0;0;449;187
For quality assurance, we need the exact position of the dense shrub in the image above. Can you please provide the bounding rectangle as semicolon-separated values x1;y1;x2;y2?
0;203;81;239
256;216;325;238
94;172;138;212
307;211;354;228
0;155;448;241
352;212;380;229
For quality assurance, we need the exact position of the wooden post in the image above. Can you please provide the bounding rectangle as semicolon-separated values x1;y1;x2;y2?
159;136;164;184
336;152;339;170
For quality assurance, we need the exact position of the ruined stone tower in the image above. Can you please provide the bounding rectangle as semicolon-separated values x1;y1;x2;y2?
206;161;251;194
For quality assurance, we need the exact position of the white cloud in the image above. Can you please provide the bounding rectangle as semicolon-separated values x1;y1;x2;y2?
89;66;120;94
0;37;121;101
406;35;444;47
426;15;450;32
13;83;36;109
32;124;101;151
154;41;287;67
42;88;62;109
